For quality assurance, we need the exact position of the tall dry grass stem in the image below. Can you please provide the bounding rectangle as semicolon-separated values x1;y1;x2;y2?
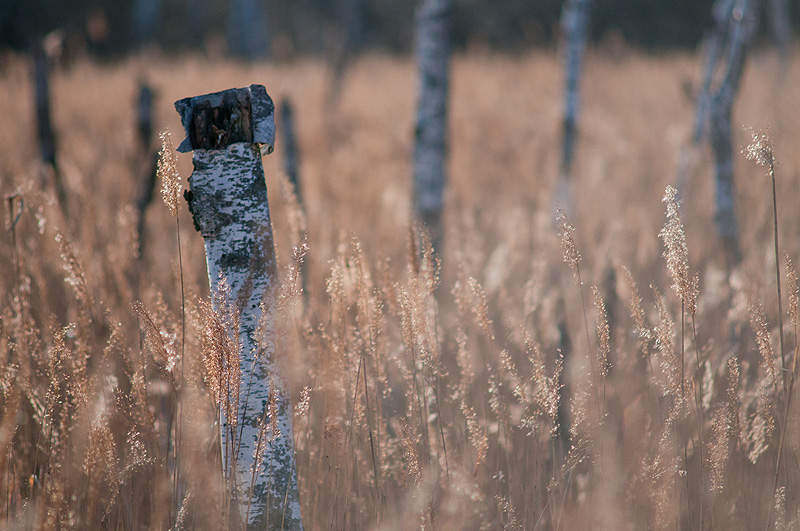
157;130;186;521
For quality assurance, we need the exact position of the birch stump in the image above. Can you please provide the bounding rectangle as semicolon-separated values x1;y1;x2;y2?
413;0;452;253
175;85;302;530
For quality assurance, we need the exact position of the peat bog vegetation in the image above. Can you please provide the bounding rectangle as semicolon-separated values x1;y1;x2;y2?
2;49;800;529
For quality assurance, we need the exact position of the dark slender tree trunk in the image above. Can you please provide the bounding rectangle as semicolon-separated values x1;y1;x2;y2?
768;0;791;58
33;40;68;215
342;0;368;52
227;0;270;59
280;99;301;203
413;0;452;254
187;0;211;49
135;82;158;259
133;0;161;48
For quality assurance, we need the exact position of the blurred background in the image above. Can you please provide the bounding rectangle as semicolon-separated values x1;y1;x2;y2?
4;0;797;60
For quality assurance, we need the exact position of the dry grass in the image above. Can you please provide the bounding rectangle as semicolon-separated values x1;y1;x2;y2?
2;45;800;529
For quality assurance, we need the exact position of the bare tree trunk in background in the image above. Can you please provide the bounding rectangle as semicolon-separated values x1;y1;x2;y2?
34;47;56;173
280;99;302;204
342;0;368;52
559;0;592;183
135;82;158;259
187;0;210;49
413;0;452;254
768;0;791;58
175;85;302;530
133;0;161;47
695;0;789;144
279;98;309;301
33;41;68;216
227;0;270;59
708;0;760;265
693;0;732;144
330;0;369;101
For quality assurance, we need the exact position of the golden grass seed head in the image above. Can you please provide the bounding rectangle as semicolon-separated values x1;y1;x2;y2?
157;131;181;217
556;206;581;284
659;186;698;316
295;385;312;420
653;289;680;397
785;255;799;329
592;286;610;378
708;406;729;492
743;127;774;171
749;304;778;393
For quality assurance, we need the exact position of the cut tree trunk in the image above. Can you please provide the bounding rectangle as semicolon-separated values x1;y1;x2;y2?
135;82;158;259
413;0;452;253
175;85;302;530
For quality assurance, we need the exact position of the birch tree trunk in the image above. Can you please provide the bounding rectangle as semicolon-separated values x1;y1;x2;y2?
708;0;759;265
227;0;270;59
559;0;592;182
413;0;452;253
175;85;302;530
694;0;734;144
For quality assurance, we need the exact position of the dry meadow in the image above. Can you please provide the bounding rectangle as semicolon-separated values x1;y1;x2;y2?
2;47;800;529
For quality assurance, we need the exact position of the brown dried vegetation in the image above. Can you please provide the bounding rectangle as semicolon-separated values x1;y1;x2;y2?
2;48;800;529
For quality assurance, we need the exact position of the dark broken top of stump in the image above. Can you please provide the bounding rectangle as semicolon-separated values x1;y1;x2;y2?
174;84;275;154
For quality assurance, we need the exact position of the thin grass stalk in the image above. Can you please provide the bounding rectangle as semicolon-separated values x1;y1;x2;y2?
690;316;706;528
7;195;22;282
577;268;601;416
769;151;787;395
773;265;800;525
557;208;602;417
743;130;791;530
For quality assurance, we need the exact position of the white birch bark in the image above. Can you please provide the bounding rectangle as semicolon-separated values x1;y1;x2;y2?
708;0;759;264
559;0;592;181
413;0;452;252
175;85;302;530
